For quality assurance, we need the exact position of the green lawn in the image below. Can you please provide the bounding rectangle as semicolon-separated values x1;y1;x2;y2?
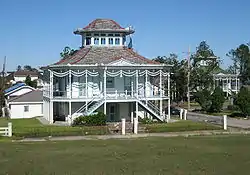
0;118;221;138
1;136;250;174
0;118;110;138
144;120;220;133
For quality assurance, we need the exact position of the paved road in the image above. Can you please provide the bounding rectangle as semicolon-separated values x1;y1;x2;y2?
187;111;250;129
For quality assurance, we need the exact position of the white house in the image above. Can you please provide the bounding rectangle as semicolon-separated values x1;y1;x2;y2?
42;19;172;124
8;90;43;119
213;73;240;96
4;83;35;100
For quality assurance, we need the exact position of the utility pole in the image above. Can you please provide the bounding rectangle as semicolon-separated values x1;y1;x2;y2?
1;56;6;89
183;47;191;110
187;47;191;111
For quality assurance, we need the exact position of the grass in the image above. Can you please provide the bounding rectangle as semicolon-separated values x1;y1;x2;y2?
144;120;220;133
0;136;250;174
0;118;221;138
0;118;110;138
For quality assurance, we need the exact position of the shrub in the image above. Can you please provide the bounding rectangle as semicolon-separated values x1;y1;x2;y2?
227;105;239;111
73;112;106;126
235;87;250;118
209;87;225;112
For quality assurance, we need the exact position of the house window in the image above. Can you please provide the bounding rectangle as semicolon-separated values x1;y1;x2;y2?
106;77;114;88
108;34;113;36
24;106;29;112
115;34;120;36
101;38;106;45
109;38;113;45
115;38;120;45
94;38;99;45
86;37;91;45
86;33;91;36
94;33;99;36
101;33;106;36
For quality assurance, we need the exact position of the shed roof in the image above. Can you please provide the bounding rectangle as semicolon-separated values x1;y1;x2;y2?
8;90;42;103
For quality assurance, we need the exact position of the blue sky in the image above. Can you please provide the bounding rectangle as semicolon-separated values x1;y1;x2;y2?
1;0;250;71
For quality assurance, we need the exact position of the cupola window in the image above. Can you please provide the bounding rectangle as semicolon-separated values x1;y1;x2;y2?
86;37;91;45
101;38;106;45
109;38;114;45
94;38;99;45
115;38;120;45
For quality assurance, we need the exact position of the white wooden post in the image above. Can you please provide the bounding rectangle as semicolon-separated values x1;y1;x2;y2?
69;70;72;98
134;117;138;134
136;101;138;121
184;109;187;120
145;70;148;98
180;108;183;119
85;70;88;98
69;101;71;118
125;90;128;99
115;90;118;99
167;73;171;121
131;82;134;98
131;111;134;124
49;70;53;99
8;122;12;137
104;68;107;115
223;115;227;130
136;70;139;98
121;118;126;135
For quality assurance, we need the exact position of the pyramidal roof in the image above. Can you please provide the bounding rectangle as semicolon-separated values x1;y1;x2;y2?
74;19;134;35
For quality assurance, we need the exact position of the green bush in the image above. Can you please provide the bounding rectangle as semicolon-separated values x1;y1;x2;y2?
209;87;225;113
73;112;106;126
235;87;250;118
227;105;239;111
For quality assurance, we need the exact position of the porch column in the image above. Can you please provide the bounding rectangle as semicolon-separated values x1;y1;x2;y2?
226;78;229;97
159;70;163;117
104;68;107;115
136;70;139;98
85;70;88;98
136;101;138;121
236;77;238;93
69;70;72;99
145;70;148;98
49;70;53;99
49;101;53;124
167;73;171;121
69;101;71;117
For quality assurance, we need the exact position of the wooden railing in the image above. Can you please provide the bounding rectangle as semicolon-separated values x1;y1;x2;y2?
0;122;12;137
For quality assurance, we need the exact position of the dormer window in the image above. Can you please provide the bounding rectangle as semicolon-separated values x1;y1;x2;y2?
109;38;114;45
101;38;106;45
101;34;106;36
108;34;113;37
115;38;120;45
94;33;99;36
115;34;120;36
94;38;99;45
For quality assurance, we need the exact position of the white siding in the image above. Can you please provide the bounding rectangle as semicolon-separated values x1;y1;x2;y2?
9;103;43;119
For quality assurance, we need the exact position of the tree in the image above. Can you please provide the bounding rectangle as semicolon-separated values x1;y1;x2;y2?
25;75;37;88
209;87;225;112
194;89;212;112
17;65;22;71
153;54;187;103
227;44;250;85
23;65;33;71
60;46;76;58
190;41;220;92
0;89;5;117
235;87;250;118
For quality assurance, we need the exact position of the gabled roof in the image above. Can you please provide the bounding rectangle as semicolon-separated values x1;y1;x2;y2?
4;83;26;94
8;90;42;103
51;46;159;66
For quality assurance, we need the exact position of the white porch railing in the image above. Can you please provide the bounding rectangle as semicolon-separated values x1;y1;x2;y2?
0;122;12;137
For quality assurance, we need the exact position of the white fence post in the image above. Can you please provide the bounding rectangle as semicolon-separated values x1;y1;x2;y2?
223;115;227;130
184;110;187;120
134;117;138;134
8;122;12;137
121;118;126;135
180;108;183;119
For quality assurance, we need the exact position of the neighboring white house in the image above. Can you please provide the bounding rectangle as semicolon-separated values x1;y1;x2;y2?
4;83;35;100
8;90;43;119
213;73;240;96
42;19;172;124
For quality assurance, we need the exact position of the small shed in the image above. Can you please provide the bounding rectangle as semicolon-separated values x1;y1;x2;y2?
8;90;43;119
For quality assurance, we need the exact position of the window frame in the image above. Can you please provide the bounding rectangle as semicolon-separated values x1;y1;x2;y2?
24;105;29;112
106;77;115;88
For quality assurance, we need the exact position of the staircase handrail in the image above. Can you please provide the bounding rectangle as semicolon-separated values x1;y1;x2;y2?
137;96;161;116
75;92;104;114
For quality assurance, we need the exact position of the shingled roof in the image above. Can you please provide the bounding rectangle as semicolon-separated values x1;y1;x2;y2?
52;47;159;66
74;19;134;35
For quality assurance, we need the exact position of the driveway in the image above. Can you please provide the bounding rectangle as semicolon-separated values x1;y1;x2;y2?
187;111;250;129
